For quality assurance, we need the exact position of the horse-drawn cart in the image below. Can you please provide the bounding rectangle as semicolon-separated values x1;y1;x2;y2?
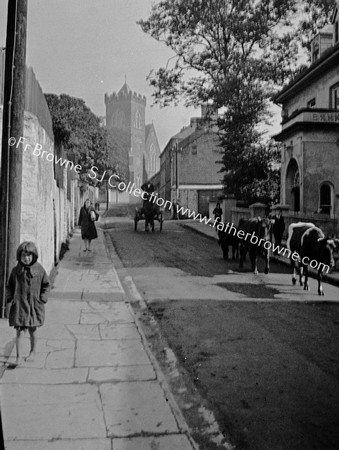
134;202;163;232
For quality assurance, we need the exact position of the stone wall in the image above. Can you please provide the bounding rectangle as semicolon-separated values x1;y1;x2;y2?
19;112;55;273
0;108;86;276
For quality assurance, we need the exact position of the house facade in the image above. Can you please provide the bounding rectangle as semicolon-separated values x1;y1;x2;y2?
274;7;339;218
159;107;223;217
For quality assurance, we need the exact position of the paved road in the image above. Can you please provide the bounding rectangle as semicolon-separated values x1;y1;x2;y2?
106;219;339;450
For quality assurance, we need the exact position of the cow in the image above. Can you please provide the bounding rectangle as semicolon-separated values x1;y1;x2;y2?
237;217;271;274
218;226;239;260
287;222;336;296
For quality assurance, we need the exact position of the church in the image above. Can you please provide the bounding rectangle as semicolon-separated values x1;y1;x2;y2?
104;81;160;202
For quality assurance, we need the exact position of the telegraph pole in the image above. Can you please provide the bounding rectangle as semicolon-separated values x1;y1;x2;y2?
0;0;28;318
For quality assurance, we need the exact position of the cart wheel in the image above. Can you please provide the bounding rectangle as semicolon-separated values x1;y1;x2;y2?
134;219;138;231
159;215;163;232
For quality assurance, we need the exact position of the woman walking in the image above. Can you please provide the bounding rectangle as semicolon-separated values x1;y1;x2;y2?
6;241;50;366
78;198;99;252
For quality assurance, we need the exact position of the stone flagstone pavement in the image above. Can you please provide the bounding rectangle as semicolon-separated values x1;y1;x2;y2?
0;228;197;450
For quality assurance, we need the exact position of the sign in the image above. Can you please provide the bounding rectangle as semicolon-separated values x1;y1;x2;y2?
309;111;339;123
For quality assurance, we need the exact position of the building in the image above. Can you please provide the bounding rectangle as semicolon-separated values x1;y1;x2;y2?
274;6;339;218
159;106;223;217
104;82;160;202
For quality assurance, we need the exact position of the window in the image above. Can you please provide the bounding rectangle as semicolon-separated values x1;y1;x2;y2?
134;111;141;129
335;21;339;43
307;98;316;108
320;183;332;214
330;83;339;109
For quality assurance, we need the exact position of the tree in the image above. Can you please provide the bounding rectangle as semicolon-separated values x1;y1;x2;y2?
222;139;281;205
45;93;127;184
138;0;301;202
294;0;336;55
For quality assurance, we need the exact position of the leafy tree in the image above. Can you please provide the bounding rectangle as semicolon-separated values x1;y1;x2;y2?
223;139;281;205
138;0;300;203
139;0;336;204
45;94;127;184
294;0;336;55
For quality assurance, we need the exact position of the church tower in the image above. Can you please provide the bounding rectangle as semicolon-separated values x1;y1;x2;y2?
105;82;146;188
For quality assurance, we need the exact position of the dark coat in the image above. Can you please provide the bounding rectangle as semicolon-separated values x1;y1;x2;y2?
272;215;285;242
6;262;50;328
213;206;223;219
78;206;99;240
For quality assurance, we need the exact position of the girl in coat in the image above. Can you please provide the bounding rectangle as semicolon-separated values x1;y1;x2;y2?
6;241;50;366
78;199;99;252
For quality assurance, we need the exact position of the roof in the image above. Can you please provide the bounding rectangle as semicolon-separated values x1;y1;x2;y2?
118;82;132;95
145;124;153;141
274;42;339;104
172;124;196;140
160;124;196;157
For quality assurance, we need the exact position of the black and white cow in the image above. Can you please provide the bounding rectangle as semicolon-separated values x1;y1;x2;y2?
287;222;335;296
238;217;271;274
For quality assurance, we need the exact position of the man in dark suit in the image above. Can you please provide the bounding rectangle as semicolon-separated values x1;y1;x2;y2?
272;207;285;247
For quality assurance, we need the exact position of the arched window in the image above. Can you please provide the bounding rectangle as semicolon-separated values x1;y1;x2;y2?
135;111;141;129
320;183;332;215
285;158;300;212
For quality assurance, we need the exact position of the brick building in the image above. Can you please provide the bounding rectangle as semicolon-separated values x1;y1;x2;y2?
274;5;339;218
105;82;160;194
159;107;223;217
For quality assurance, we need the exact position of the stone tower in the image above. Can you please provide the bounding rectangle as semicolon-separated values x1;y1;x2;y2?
105;82;146;188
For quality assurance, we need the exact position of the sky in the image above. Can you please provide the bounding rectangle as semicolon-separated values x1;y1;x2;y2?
0;0;281;149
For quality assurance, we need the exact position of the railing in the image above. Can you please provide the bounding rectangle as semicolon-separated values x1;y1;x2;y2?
231;206;338;237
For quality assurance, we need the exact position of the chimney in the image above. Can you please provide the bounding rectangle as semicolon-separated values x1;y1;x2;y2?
201;103;217;121
311;26;333;63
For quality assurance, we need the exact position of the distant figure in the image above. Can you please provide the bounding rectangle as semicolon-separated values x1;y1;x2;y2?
213;202;223;227
6;241;50;366
272;207;285;246
78;198;99;252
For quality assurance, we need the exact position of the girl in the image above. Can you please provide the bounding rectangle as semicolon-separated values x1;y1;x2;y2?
78;199;99;252
6;241;50;366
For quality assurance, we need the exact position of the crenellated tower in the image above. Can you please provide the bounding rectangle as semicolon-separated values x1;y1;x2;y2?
105;82;147;188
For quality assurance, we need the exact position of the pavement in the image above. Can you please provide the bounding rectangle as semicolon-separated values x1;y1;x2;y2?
181;220;339;288
0;226;198;450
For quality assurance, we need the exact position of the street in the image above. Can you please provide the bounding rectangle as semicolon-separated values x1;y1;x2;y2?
105;219;339;450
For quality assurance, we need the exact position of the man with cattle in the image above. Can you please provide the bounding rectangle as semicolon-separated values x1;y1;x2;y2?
218;216;271;274
217;212;337;293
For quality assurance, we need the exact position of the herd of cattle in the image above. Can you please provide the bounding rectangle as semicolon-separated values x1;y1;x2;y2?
217;217;338;296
